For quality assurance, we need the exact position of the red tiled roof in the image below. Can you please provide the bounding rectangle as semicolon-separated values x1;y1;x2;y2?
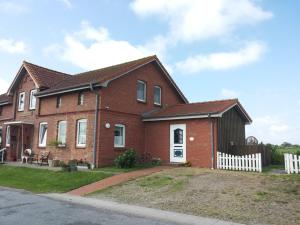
143;99;252;123
37;55;158;95
23;61;71;89
0;94;9;104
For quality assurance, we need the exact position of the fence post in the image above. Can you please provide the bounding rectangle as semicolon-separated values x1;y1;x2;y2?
258;153;262;172
294;155;298;174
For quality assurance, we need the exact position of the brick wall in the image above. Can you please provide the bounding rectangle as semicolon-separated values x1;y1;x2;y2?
144;118;219;168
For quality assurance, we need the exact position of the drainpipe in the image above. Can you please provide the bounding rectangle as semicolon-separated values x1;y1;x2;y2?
209;114;215;169
90;83;100;169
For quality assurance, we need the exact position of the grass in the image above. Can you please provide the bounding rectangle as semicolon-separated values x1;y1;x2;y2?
277;146;300;154
90;167;300;225
0;165;114;193
93;163;155;174
262;164;285;173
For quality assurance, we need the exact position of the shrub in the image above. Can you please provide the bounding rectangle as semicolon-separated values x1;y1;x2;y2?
271;148;284;165
114;149;137;168
151;158;162;166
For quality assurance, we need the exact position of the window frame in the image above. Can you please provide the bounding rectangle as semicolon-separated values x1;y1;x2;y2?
78;92;84;106
153;86;162;106
114;124;125;148
76;119;87;148
137;80;147;102
29;89;37;110
56;96;62;108
18;92;25;111
57;120;67;147
6;125;10;147
38;122;48;148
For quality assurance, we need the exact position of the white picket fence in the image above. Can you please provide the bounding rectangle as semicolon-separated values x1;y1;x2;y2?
284;153;300;174
217;152;262;173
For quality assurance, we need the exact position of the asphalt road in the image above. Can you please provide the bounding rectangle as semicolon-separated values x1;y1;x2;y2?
0;188;178;225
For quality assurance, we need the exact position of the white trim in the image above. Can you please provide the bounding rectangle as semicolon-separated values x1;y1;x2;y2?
219;103;252;124
0;101;9;106
170;124;186;163
18;92;25;111
5;125;10;147
29;89;37;110
143;114;221;122
39;122;48;147
114;124;125;148
76;119;87;148
57;120;67;146
37;85;91;98
153;86;162;106
4;121;34;125
137;80;147;102
7;64;40;95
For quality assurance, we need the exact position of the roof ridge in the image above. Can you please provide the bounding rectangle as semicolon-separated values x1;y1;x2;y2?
73;55;157;77
23;61;71;76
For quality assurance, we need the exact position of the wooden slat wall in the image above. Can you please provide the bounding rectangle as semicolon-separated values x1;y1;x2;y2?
218;107;246;152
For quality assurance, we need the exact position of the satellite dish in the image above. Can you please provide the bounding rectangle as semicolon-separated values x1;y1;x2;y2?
246;136;258;145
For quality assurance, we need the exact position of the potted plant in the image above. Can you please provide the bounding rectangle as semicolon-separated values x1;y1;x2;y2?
77;159;90;170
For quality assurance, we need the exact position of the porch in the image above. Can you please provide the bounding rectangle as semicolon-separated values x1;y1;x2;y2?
3;121;34;162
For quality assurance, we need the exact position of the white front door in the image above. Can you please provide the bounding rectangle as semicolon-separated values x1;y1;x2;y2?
170;124;186;163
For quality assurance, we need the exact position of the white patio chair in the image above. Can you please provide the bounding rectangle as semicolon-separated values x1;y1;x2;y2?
21;149;32;164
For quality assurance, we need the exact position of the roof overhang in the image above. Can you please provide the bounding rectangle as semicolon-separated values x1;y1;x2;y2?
143;113;221;122
7;64;40;95
0;101;10;106
143;103;252;124
35;83;99;98
4;121;34;125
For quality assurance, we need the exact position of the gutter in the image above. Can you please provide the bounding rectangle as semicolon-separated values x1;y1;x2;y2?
89;82;100;168
209;114;215;169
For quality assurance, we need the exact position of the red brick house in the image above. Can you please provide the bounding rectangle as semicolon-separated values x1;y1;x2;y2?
0;55;252;168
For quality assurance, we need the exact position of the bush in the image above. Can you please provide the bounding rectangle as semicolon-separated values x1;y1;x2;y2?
271;148;284;165
114;149;137;168
151;158;162;166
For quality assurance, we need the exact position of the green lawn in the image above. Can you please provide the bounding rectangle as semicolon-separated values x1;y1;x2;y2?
0;165;114;193
93;163;155;174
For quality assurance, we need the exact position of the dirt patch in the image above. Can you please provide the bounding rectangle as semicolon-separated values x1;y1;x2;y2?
90;168;300;225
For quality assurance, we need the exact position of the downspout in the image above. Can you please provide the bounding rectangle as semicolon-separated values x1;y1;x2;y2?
90;83;100;169
209;114;215;169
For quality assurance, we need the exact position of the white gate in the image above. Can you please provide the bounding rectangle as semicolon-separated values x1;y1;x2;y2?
284;153;300;174
217;152;262;173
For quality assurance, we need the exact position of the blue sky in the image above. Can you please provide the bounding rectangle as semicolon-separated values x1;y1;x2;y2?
0;0;299;144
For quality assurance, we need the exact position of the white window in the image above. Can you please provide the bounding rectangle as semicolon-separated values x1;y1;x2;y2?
114;124;125;148
154;86;161;105
76;119;87;147
6;126;10;147
56;96;62;108
57;121;67;146
137;80;146;102
18;92;25;111
29;89;37;110
78;92;84;105
39;122;48;147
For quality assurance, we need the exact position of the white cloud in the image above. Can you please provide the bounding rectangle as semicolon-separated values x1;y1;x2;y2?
0;2;28;14
0;78;9;94
175;42;265;73
221;89;238;99
0;39;26;54
130;0;272;43
59;0;72;8
44;22;160;70
246;116;293;144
